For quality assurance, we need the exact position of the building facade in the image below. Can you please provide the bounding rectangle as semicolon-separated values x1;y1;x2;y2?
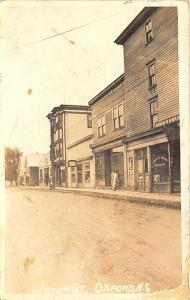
89;7;180;193
89;74;126;188
115;6;180;193
47;105;94;187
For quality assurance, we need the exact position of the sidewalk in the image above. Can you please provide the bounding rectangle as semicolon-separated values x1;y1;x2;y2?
19;185;181;209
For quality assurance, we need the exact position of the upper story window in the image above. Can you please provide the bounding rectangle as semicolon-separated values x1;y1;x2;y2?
53;131;56;142
59;142;63;158
148;62;156;88
113;104;124;130
55;130;59;141
98;115;106;137
59;114;63;128
150;98;158;128
51;120;55;133
55;115;59;129
55;143;59;159
55;114;63;129
145;20;153;44
87;114;92;128
59;129;63;139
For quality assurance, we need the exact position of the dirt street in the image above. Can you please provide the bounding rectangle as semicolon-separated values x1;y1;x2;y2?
5;188;181;294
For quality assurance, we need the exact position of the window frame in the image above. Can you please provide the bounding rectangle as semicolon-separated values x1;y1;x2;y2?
84;161;91;183
97;115;106;137
59;114;63;128
145;19;153;45
59;142;63;158
77;163;83;183
113;103;124;131
149;98;159;128
147;62;156;89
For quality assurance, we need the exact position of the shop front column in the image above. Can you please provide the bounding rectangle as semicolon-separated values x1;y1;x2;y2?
167;141;172;193
91;156;96;188
147;146;152;193
123;144;127;188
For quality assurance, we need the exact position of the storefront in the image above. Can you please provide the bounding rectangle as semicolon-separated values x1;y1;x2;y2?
95;145;124;188
68;157;93;188
126;126;180;193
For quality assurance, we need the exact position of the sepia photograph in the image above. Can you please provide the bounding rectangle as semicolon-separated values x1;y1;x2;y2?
0;1;190;299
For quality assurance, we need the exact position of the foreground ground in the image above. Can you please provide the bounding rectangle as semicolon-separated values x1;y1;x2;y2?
6;188;181;294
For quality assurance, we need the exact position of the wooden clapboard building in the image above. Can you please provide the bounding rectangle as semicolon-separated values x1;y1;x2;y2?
89;74;127;188
115;7;180;193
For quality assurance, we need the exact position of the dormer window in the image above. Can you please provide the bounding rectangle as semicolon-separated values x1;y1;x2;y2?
145;20;153;44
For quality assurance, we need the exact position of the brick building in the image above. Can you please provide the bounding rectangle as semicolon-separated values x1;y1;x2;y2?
90;7;180;193
47;105;94;187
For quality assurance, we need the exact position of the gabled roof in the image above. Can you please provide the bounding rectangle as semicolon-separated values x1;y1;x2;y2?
88;73;124;106
114;7;158;45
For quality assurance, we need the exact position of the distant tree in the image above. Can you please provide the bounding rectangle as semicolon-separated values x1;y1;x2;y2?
5;147;22;185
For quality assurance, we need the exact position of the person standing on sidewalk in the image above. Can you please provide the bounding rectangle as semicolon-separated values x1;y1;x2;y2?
111;169;115;189
112;170;119;191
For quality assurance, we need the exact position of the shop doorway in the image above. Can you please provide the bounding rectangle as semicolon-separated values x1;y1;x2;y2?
171;140;180;193
111;147;124;187
135;148;149;192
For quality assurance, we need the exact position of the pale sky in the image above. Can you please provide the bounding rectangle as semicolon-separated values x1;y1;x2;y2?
1;1;145;154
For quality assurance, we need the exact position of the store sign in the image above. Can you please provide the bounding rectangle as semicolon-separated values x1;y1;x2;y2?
152;156;168;168
68;160;77;167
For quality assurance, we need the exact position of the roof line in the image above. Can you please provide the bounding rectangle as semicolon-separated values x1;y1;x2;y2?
47;104;91;119
88;73;124;106
67;134;93;149
114;7;158;45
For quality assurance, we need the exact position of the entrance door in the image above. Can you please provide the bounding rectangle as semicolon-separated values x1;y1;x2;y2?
135;148;148;191
111;150;124;187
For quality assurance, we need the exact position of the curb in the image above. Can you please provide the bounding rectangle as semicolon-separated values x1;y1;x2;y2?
17;186;181;209
56;189;180;209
